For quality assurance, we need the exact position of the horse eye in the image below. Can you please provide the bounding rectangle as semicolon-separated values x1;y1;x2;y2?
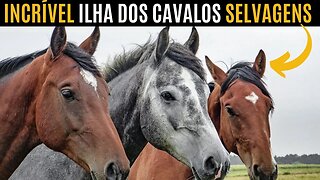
225;105;237;117
161;91;176;101
61;89;75;101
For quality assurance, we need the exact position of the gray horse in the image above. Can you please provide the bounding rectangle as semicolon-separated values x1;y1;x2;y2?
11;27;230;180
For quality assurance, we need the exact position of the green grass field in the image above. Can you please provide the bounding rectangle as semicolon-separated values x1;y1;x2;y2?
226;164;320;180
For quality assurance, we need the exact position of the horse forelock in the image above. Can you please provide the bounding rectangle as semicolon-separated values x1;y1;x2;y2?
166;43;206;81
62;43;101;77
221;62;274;111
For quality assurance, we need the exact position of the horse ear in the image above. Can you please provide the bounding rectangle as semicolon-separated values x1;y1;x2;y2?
49;26;67;60
205;56;227;86
184;27;199;54
155;26;170;62
253;49;266;78
79;26;100;55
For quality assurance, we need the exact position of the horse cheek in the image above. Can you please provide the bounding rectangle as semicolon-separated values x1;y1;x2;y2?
35;89;67;151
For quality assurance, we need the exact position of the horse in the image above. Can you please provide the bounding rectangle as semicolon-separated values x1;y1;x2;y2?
0;27;129;180
128;50;278;180
11;27;230;180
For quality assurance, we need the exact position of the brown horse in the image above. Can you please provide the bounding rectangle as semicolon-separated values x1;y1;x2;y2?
129;50;277;180
0;27;129;179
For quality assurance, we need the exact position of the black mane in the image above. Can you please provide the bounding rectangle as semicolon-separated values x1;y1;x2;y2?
221;62;274;110
0;42;100;79
63;43;100;76
104;40;206;82
166;43;205;81
0;49;46;79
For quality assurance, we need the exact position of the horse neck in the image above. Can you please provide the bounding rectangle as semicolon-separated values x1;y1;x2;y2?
108;63;148;165
0;57;44;178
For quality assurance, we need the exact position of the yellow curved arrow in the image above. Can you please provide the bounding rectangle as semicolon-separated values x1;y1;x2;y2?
270;24;312;78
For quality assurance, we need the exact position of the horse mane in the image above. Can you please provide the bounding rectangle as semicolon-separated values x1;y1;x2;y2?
103;39;206;82
103;40;153;82
0;42;100;79
0;49;47;79
221;62;274;111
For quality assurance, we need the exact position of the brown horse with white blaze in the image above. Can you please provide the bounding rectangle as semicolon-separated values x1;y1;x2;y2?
0;27;129;179
129;50;277;180
207;51;277;179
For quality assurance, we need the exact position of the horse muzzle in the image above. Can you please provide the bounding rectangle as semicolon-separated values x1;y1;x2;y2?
191;158;230;180
250;164;278;180
90;161;130;180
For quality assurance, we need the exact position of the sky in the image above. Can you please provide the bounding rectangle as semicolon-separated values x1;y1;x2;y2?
0;26;319;156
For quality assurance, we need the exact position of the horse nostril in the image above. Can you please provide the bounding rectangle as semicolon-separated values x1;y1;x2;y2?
204;156;218;175
121;168;130;180
272;165;278;179
253;164;260;177
105;162;119;180
224;161;230;173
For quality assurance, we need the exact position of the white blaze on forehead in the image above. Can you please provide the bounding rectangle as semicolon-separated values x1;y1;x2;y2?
245;92;259;105
80;69;98;92
180;68;202;108
180;68;211;123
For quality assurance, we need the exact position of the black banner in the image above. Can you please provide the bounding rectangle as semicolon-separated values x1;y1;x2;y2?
0;0;319;26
